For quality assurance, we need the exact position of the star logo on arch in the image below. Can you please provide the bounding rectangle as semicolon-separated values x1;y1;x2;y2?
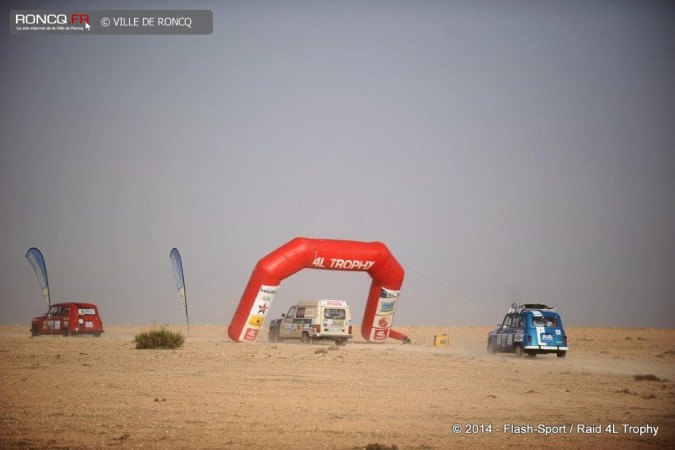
258;304;269;315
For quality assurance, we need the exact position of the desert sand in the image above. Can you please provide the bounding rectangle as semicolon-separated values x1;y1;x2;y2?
1;324;673;449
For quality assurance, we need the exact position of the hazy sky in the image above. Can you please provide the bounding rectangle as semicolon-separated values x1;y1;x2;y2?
1;1;674;328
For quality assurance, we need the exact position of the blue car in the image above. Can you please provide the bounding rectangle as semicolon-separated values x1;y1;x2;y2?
487;303;568;357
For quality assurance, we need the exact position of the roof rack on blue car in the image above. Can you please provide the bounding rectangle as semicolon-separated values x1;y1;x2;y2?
508;302;555;313
519;304;555;311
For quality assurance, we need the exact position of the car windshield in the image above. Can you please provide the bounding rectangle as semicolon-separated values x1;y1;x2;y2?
324;308;346;320
533;316;558;327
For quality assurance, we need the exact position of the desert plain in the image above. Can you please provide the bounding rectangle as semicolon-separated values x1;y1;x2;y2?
0;324;673;449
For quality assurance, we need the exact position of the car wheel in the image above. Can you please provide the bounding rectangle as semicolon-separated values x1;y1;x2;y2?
301;332;311;344
268;332;277;343
31;326;39;337
514;345;524;357
557;351;566;358
61;328;69;337
93;332;101;338
487;341;496;353
335;338;346;346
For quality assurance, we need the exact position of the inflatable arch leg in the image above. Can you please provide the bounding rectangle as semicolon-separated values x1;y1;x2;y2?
228;237;408;343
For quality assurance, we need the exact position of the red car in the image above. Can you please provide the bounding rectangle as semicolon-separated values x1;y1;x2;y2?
31;302;104;337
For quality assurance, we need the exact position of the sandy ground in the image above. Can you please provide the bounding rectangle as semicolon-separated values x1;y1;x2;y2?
1;324;674;449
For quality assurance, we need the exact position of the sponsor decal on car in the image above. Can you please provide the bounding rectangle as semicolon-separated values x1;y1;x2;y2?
44;320;61;330
515;331;524;342
320;299;347;307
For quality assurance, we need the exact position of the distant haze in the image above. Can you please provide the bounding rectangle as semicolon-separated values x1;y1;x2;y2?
1;1;674;328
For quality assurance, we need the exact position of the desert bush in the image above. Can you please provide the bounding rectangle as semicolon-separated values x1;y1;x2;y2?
657;349;675;358
634;374;661;382
366;444;399;450
134;327;185;349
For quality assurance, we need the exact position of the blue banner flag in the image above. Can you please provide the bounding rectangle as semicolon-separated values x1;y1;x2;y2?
170;248;189;332
26;247;50;307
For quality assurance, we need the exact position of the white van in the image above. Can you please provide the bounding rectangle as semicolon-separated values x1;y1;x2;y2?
268;299;352;345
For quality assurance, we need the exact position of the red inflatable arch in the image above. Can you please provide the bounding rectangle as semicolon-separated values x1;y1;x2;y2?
228;237;408;343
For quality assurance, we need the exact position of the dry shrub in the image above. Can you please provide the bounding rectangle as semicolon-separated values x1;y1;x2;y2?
366;444;399;450
634;374;661;382
657;349;675;358
134;327;185;349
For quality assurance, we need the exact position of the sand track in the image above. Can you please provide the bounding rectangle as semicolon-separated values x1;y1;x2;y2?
1;325;673;449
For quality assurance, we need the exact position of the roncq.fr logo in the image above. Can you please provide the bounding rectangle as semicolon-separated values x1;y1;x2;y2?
15;13;90;26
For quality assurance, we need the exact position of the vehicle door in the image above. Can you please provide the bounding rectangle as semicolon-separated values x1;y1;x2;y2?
302;307;317;334
280;306;296;339
513;315;526;347
495;314;512;350
324;308;347;335
44;305;68;334
61;305;74;332
504;314;519;350
532;313;562;346
293;307;308;337
77;306;100;332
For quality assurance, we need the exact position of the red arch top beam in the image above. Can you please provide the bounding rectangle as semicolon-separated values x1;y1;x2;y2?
228;237;407;343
